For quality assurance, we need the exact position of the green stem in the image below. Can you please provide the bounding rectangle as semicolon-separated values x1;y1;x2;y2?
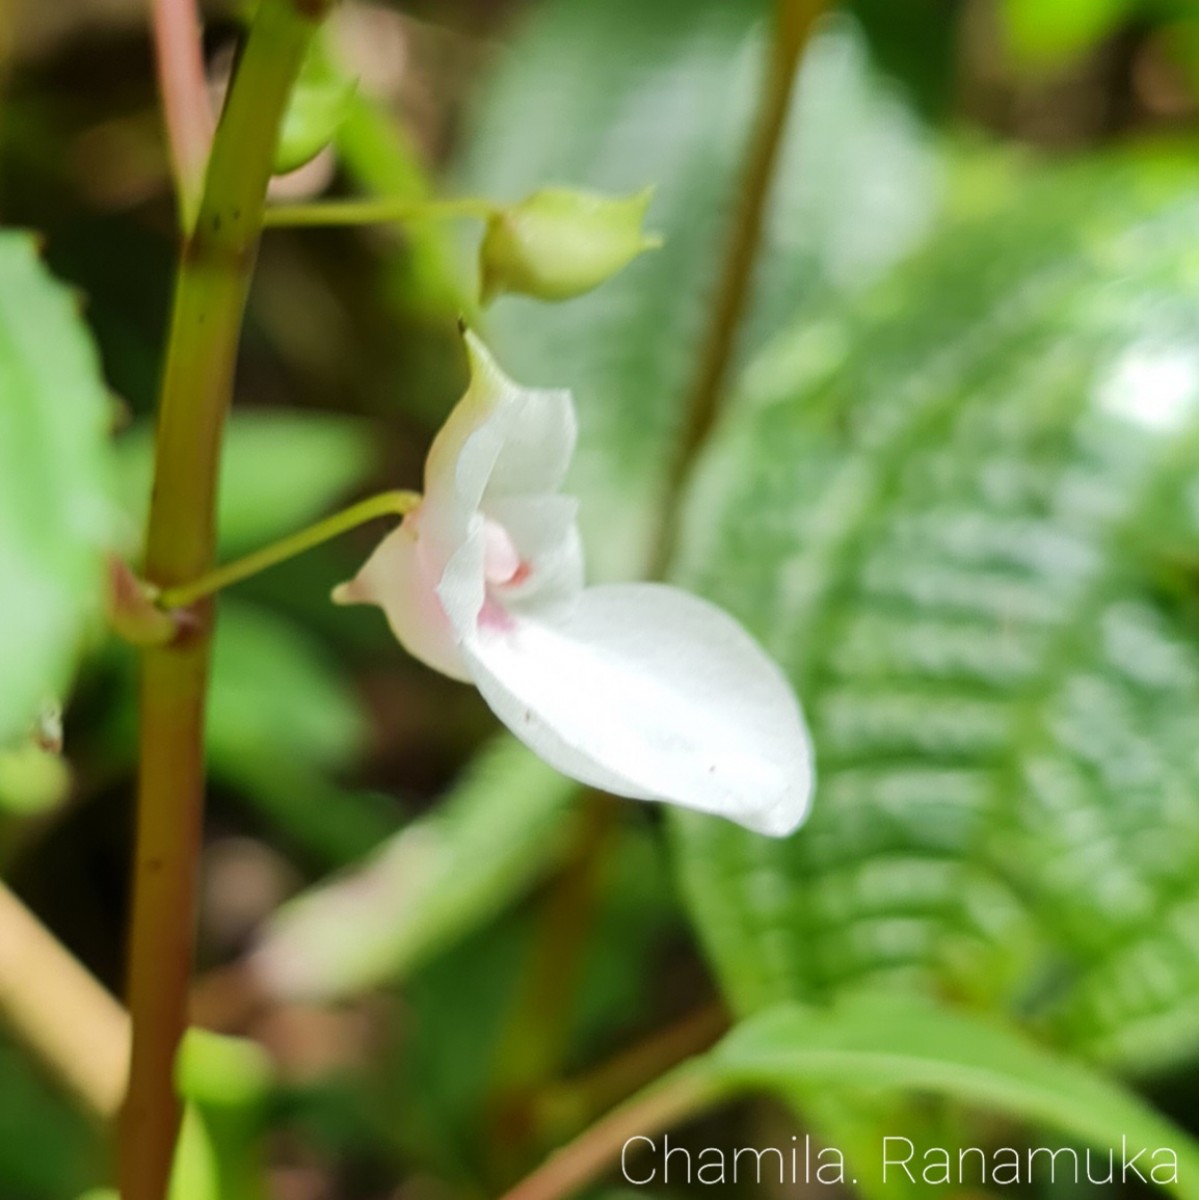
263;195;498;228
123;3;331;1199
157;489;420;609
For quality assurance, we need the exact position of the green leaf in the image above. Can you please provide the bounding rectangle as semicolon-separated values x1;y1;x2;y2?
563;994;1199;1197
114;411;378;557
457;3;937;579
0;741;70;816
0;1039;100;1199
255;736;580;999
710;995;1199;1194
209;602;365;773
336;87;468;321
274;42;357;175
0;233;113;743
206;602;394;864
1003;0;1137;66
382;815;678;1184
669;154;1199;1075
170;1031;274;1200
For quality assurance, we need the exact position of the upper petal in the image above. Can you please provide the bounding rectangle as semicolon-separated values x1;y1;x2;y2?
422;333;577;556
460;583;813;835
334;518;471;682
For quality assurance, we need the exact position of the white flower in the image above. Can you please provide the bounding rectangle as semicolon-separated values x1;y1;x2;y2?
335;333;813;836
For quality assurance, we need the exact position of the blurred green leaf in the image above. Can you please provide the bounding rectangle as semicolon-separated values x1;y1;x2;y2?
0;741;70;816
170;1031;274;1200
114;411;378;557
0;1040;99;1199
381;815;680;1186
670;154;1199;1075
458;4;937;580
255;736;579;998
701;995;1199;1192
391;908;533;1181
336;86;468;322
568;820;684;1052
168;1110;220;1200
0;233;113;744
207;601;396;863
209;601;365;774
275;44;357;175
1003;0;1136;65
1162;18;1199;97
177;1029;274;1113
846;0;962;116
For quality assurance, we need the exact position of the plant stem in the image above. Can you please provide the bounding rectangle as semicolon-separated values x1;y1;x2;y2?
0;882;130;1123
151;0;214;229
263;195;498;228
497;1064;725;1200
124;3;331;1198
650;0;829;575
157;489;420;608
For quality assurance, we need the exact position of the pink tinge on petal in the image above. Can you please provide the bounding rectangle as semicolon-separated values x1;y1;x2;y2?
483;518;523;586
479;596;517;634
335;515;472;682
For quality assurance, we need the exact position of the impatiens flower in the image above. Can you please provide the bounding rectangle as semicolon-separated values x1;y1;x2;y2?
335;333;813;836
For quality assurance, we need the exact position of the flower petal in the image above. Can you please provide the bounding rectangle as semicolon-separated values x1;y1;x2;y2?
461;583;813;835
334;519;471;682
483;495;584;617
422;333;576;558
436;514;488;641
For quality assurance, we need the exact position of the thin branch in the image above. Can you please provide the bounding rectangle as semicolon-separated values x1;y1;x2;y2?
650;0;830;575
156;489;420;609
536;1001;728;1138
263;195;498;228
0;881;129;1123
498;1064;725;1200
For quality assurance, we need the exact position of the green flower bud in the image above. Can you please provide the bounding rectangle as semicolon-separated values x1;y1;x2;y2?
176;1028;274;1112
274;50;357;176
0;741;69;816
480;186;662;304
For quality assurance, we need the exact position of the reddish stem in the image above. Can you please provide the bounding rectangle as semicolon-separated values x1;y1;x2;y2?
151;0;215;225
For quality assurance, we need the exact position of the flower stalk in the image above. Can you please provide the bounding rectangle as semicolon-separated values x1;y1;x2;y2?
263;195;498;228
156;489;420;609
124;2;332;1198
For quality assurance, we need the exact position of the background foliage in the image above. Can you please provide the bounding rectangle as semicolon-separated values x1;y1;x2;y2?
5;0;1199;1195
